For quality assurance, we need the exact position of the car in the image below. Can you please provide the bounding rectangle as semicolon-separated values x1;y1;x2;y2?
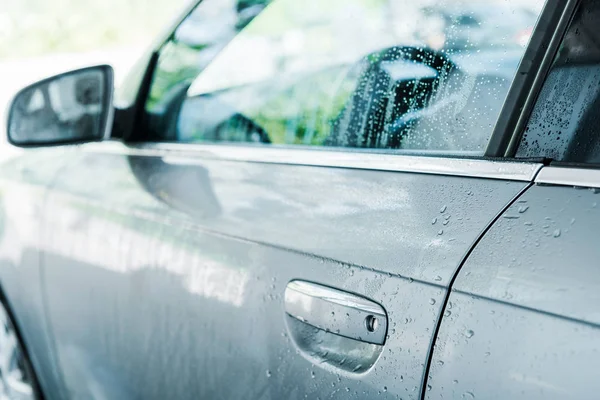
1;0;599;399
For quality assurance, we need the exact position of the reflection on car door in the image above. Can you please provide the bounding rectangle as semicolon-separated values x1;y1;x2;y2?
39;141;541;399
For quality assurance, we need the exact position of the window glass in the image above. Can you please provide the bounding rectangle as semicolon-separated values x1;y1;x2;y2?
517;0;600;163
146;0;545;154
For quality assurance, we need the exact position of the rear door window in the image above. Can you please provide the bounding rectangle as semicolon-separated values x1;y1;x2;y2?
517;0;600;164
145;0;546;155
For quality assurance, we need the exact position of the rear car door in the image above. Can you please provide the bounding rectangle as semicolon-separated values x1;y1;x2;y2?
427;1;600;398
39;0;548;398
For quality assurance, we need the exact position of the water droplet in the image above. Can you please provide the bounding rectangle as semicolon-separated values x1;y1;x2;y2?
432;217;438;225
443;220;449;226
453;379;459;384
352;364;362;372
427;384;432;391
484;352;491;357
438;229;444;235
440;205;447;213
266;370;272;378
524;221;533;226
444;214;451;220
429;298;436;305
463;391;475;399
464;329;474;338
570;218;576;225
444;310;451;317
311;371;316;378
518;205;529;213
434;275;442;281
553;229;561;238
437;360;444;366
383;386;388;392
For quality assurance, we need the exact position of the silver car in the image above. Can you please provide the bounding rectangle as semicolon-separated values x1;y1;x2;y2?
1;0;599;399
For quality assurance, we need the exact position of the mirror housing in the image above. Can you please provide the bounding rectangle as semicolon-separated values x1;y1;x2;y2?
6;65;114;147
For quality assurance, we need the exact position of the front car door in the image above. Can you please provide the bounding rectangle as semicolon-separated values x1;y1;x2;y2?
38;0;550;398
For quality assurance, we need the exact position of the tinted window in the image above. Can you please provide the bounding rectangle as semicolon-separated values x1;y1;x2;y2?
146;0;545;154
517;0;600;163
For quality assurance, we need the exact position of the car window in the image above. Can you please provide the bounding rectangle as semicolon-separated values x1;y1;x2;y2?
145;0;546;154
516;0;600;164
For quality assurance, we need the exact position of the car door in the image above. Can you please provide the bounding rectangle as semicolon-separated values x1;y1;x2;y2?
38;0;548;399
426;1;600;398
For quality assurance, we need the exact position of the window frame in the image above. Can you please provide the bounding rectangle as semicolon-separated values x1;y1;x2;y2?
485;0;580;158
124;0;572;165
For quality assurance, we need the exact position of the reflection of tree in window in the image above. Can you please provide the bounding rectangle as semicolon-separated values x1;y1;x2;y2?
146;0;544;154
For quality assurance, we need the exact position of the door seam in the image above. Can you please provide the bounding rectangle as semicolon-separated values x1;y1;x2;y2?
419;181;535;399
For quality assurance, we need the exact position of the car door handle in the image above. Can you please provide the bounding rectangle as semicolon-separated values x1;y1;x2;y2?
284;280;388;345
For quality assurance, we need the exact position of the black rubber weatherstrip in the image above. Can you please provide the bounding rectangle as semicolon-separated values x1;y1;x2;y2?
419;181;535;400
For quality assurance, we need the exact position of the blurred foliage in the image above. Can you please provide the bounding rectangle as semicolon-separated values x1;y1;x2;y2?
0;0;187;59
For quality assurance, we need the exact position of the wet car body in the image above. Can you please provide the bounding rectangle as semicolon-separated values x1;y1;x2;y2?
1;0;600;399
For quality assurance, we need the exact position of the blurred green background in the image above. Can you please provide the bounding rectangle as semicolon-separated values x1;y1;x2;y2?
0;0;187;59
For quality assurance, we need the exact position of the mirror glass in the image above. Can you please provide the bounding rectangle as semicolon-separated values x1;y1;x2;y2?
7;66;112;146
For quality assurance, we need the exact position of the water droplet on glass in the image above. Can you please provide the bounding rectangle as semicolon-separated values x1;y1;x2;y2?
434;275;442;281
266;370;272;378
438;229;444;235
453;379;459;384
518;205;529;213
429;298;436;305
311;371;316;378
484;352;491;357
444;310;451;317
383;386;388;392
352;364;362;372
432;217;438;225
463;391;475;399
465;329;475;338
440;205;447;213
437;360;444;366
427;384;432;391
443;220;449;226
553;229;561;238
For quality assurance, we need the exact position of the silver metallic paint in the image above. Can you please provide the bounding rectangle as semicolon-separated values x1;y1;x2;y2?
37;141;529;399
428;184;600;399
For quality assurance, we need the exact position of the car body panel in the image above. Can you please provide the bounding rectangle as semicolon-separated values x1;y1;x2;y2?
427;183;600;399
0;150;69;399
38;141;531;399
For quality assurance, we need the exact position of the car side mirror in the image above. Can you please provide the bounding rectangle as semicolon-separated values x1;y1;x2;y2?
6;65;114;147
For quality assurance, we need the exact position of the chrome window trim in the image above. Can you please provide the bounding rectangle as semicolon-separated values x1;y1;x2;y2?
85;141;543;181
535;166;600;189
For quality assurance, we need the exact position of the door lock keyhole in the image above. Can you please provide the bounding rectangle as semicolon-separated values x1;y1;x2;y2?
365;315;379;332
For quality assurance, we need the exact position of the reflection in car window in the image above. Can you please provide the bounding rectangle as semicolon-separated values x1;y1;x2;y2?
517;0;600;164
145;0;545;154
